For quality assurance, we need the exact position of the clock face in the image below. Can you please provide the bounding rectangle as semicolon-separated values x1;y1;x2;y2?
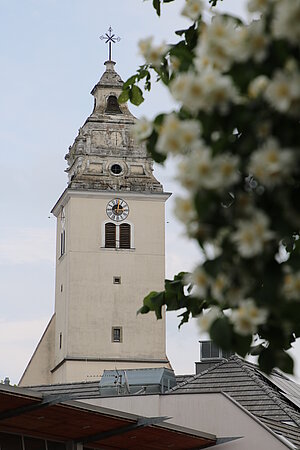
106;198;129;222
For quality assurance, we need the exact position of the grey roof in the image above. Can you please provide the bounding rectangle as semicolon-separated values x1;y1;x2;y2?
170;355;300;448
175;374;193;385
29;380;100;400
269;371;300;410
29;375;192;399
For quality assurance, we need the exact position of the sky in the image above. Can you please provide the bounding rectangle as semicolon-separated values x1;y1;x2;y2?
1;0;299;385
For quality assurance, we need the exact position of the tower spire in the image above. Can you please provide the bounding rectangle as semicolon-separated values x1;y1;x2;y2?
100;26;121;61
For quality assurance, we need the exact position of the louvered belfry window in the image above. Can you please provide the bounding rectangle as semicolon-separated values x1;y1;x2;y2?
120;224;131;249
105;223;116;248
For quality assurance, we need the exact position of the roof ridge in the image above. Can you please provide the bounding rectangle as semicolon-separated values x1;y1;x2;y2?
234;356;300;427
168;357;235;393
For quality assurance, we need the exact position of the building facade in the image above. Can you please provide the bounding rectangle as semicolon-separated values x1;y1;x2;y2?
19;60;170;386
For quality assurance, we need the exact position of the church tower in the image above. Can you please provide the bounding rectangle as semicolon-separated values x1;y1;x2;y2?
19;59;170;386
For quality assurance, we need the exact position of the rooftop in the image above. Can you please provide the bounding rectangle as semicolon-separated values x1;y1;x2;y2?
171;355;300;448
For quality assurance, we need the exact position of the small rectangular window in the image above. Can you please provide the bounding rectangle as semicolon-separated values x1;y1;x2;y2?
201;341;211;359
59;332;62;349
60;230;66;257
60;284;63;292
113;276;121;284
112;327;122;343
211;342;220;358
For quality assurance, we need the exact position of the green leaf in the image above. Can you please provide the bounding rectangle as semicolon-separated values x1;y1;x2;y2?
153;113;165;126
152;0;161;16
118;89;130;104
188;297;205;317
234;334;252;358
209;0;222;6
258;348;276;374
203;258;222;278
170;42;194;71
142;291;159;310
138;69;149;79
129;85;144;106
139;290;165;320
138;305;150;315
146;131;167;163
175;29;186;37
174;271;189;282
123;75;138;89
250;343;265;356
178;310;191;328
210;317;233;351
276;352;294;374
185;24;198;49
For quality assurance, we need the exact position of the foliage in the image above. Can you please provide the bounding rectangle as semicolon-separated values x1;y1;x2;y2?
151;0;222;16
120;0;300;374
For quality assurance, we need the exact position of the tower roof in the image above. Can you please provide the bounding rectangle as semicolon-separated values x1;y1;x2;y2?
91;60;123;92
64;61;163;193
88;60;133;119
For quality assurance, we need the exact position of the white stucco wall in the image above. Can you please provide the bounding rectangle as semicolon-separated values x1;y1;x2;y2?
83;392;291;450
19;315;55;386
51;190;170;383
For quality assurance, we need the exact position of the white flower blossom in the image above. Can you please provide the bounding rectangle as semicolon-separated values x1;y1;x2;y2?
283;272;300;300
170;68;239;114
177;145;217;190
232;210;275;258
177;143;240;191
247;0;273;14
198;307;221;332
195;15;241;72
265;69;300;116
245;20;270;62
249;137;294;187
211;273;229;302
213;154;240;188
156;114;201;155
138;37;168;67
181;0;204;21
138;37;152;57
272;0;300;46
174;197;197;225
180;120;202;149
170;56;181;71
201;68;240;114
190;266;210;298
248;75;269;99
230;299;268;335
132;117;153;142
170;72;205;113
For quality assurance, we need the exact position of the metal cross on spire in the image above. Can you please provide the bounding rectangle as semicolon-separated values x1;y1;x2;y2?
100;27;121;61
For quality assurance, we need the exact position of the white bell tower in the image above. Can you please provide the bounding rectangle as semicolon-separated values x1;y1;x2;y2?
19;59;170;386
